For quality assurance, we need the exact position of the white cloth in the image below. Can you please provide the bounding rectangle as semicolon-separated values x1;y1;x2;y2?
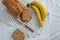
0;0;60;40
46;0;60;40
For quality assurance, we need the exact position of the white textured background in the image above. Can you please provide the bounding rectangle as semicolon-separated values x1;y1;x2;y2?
0;0;60;40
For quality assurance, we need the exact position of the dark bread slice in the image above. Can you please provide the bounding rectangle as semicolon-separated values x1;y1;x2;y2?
21;8;32;22
12;29;25;40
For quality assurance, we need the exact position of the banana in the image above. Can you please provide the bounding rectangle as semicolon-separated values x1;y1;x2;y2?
27;4;43;27
31;1;47;21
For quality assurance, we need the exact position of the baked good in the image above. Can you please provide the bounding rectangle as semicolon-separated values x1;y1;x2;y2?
2;0;32;22
2;0;22;18
21;8;32;22
12;29;25;40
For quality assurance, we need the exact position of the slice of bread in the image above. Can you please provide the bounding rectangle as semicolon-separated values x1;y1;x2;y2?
12;29;25;40
21;8;32;22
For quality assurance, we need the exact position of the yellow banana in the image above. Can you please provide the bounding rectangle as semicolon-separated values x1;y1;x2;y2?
31;1;47;21
28;4;43;27
33;0;38;1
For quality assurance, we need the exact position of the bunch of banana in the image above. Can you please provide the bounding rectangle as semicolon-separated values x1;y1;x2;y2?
27;4;43;27
27;1;47;27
